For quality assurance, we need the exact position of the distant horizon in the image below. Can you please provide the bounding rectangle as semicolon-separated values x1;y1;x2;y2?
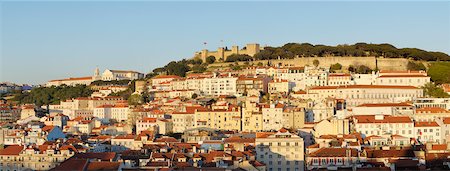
1;1;449;85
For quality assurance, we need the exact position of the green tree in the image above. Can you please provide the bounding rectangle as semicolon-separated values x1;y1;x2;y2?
356;65;372;74
128;94;143;105
313;59;320;67
407;61;426;71
191;64;207;73
422;83;450;98
206;56;216;64
226;54;252;62
191;93;198;99
330;63;342;72
428;62;450;84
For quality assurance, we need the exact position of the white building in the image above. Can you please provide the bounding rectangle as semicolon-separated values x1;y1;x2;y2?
136;117;172;135
415;121;442;144
100;69;144;81
353;115;414;138
256;128;304;171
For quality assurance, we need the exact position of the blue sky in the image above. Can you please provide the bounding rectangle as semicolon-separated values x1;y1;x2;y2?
1;1;449;84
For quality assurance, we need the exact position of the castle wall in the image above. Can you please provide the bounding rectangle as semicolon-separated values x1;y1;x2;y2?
208;56;410;71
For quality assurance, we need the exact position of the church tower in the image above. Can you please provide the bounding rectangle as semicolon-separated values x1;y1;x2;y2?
92;67;102;81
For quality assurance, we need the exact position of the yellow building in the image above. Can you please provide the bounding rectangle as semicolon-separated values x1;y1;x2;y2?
194;106;241;131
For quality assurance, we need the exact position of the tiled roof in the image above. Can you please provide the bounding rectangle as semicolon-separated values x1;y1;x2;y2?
357;102;412;107
0;145;23;155
309;148;358;157
414;121;439;127
87;161;120;171
353;115;412;124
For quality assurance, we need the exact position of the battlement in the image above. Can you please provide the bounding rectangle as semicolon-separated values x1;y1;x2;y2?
196;43;261;62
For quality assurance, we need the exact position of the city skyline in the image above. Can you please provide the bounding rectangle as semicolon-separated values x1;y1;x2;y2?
1;1;450;84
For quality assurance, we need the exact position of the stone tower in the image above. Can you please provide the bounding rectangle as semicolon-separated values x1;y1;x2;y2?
246;43;260;57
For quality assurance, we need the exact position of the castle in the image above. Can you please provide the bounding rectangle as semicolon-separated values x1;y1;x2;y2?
195;43;262;62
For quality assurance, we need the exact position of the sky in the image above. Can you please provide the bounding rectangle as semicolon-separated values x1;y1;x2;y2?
1;1;449;85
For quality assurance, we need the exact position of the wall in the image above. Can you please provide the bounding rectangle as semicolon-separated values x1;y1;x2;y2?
208;56;412;71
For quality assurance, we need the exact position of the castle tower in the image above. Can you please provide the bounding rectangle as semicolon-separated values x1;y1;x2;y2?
231;46;239;54
217;47;225;61
246;43;260;57
201;49;209;62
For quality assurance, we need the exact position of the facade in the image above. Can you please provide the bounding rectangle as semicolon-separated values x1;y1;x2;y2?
256;129;305;171
136;117;172;135
46;76;93;87
353;115;414;138
236;75;271;95
101;69;144;81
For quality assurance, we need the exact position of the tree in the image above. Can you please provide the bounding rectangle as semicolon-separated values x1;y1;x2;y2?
313;59;320;67
428;62;450;84
191;93;198;99
257;62;263;66
191;64;207;73
422;83;450;98
356;65;372;74
206;56;216;64
226;54;252;62
330;63;342;72
12;85;93;106
128;94;143;105
407;61;426;71
348;65;356;73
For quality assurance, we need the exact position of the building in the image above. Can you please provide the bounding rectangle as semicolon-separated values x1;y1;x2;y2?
93;103;130;122
415;121;442;144
196;43;261;62
236;75;271;95
307;147;359;170
46;76;93;87
307;85;423;107
256;128;305;171
136;117;173;135
268;79;293;94
353;115;414;138
101;69;144;81
375;70;430;87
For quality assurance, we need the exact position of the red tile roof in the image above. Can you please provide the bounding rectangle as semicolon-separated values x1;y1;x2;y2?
415;121;439;127
357;102;412;107
87;161;120;171
354;115;412;124
309;148;358;157
0;145;23;155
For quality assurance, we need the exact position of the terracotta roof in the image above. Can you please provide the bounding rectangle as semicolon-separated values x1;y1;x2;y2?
357;102;412;107
354;115;412;124
366;149;415;158
73;152;116;161
255;132;275;138
444;117;450;124
416;107;448;114
52;158;88;171
0;145;23;155
154;137;178;143
431;144;447;151
415;121;439;127
87;161;120;171
309;148;358;157
378;75;428;78
153;75;181;79
49;76;92;82
42;125;55;132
